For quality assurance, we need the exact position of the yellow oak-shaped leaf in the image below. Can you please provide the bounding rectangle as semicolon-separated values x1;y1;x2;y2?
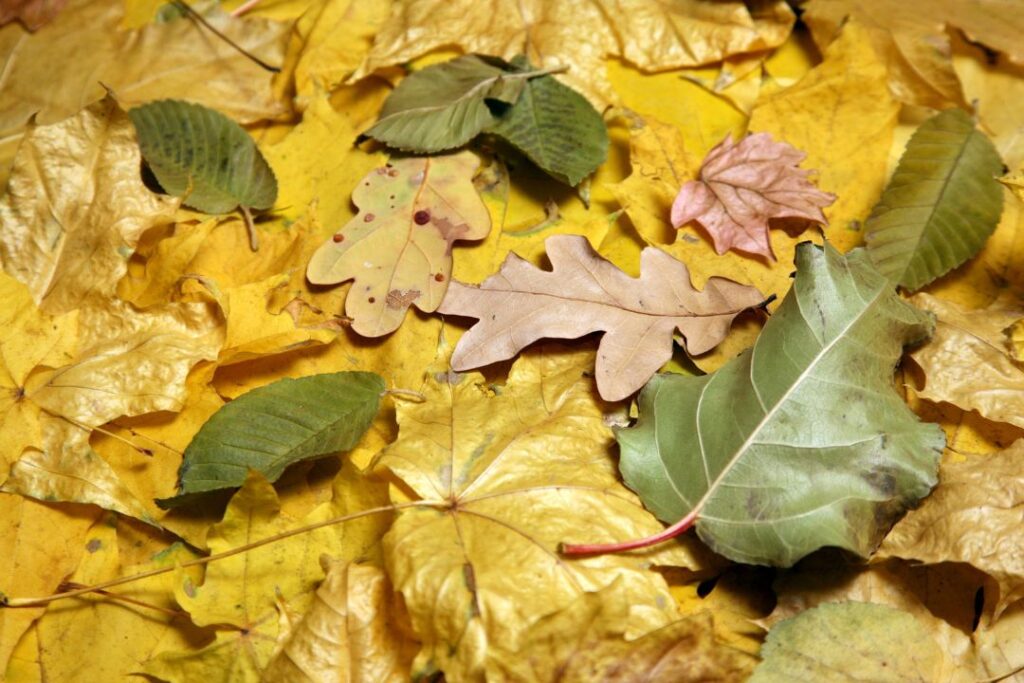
355;0;794;106
377;348;709;682
803;0;1023;109
307;151;491;337
486;582;756;682
909;293;1024;430
146;468;391;681
0;494;98;676
262;557;416;683
0;0;287;135
879;441;1024;617
0;96;179;314
749;20;899;254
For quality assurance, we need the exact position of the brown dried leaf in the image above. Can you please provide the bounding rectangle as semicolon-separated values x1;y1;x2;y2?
439;234;763;401
0;0;67;30
671;132;836;260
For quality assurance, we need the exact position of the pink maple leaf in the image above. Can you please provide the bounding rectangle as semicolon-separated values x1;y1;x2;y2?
671;132;836;259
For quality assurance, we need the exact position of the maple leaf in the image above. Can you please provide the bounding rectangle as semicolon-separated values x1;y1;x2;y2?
376;348;709;681
670;132;836;260
439;234;764;401
306;151;491;337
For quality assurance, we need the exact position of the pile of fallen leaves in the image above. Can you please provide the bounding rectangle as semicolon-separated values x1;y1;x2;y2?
2;0;1024;680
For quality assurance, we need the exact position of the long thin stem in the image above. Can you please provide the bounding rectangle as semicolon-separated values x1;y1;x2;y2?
2;501;436;608
172;0;280;73
560;509;699;556
241;205;259;251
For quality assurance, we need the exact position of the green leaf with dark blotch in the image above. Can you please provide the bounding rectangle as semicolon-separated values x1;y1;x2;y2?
864;108;1004;291
618;243;944;567
156;372;383;508
485;57;608;186
129;99;277;214
362;54;529;153
751;602;943;682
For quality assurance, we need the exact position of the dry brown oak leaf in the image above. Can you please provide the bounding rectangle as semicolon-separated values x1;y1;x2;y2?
306;151;490;337
438;234;764;401
671;132;836;260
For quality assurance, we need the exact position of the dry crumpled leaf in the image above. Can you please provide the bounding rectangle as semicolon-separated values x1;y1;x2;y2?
261;557;416;683
377;348;709;682
439;234;763;401
671;132;835;259
0;0;67;30
0;0;288;135
879;440;1024;617
354;0;794;105
306;151;491;337
909;293;1024;429
486;582;757;682
803;0;1024;108
0;95;179;314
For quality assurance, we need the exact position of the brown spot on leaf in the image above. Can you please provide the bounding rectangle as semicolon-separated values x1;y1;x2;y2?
368;296;376;304
434;273;445;282
86;539;102;553
332;233;344;243
364;213;375;222
413;210;431;225
386;288;421;309
432;215;472;254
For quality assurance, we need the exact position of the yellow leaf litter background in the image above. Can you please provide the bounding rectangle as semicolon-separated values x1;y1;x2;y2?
0;0;1023;680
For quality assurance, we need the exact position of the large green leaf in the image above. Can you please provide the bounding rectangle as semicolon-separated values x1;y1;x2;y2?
129;99;278;214
485;57;608;186
618;243;944;567
157;372;383;508
361;54;527;153
864;108;1003;291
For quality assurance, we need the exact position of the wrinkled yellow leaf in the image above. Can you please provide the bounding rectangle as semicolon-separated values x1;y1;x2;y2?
0;0;287;135
378;347;711;681
909;293;1024;430
117;219;222;309
0;96;179;314
953;35;1024;169
356;0;793;106
975;600;1024;680
262;557;416;683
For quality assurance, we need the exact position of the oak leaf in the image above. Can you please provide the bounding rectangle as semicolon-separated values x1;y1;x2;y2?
438;234;764;401
306;151;491;337
377;348;709;682
671;132;835;259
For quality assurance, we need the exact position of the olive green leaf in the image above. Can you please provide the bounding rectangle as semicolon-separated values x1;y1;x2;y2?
129;99;277;214
157;372;383;508
618;243;944;567
865;108;1003;291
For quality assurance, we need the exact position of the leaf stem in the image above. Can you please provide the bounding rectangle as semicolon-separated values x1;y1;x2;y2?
240;205;259;251
559;508;699;556
1;501;436;608
383;387;426;402
172;0;280;73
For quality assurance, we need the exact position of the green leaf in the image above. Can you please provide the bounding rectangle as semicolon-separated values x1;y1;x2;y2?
864;108;1004;291
362;54;528;153
156;372;384;508
486;57;608;186
129;99;278;214
751;602;943;682
618;243;944;567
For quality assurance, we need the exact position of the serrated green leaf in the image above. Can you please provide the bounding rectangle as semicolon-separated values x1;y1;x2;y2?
865;108;1004;291
618;243;944;567
362;54;528;153
486;57;608;186
751;602;943;682
129;99;277;214
156;372;384;508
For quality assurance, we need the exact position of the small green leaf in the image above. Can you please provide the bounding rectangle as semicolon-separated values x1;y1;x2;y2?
617;243;944;567
485;57;608;186
156;372;384;508
865;108;1004;291
129;99;277;214
362;54;528;153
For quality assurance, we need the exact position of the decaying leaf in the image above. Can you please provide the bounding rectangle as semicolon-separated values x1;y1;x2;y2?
377;349;707;681
671;132;835;259
0;95;179;314
129;99;278;215
616;244;944;566
355;0;794;106
909;294;1024;429
306;151;491;337
439;234;763;401
0;0;67;30
159;372;384;507
865;108;1004;291
751;602;944;682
